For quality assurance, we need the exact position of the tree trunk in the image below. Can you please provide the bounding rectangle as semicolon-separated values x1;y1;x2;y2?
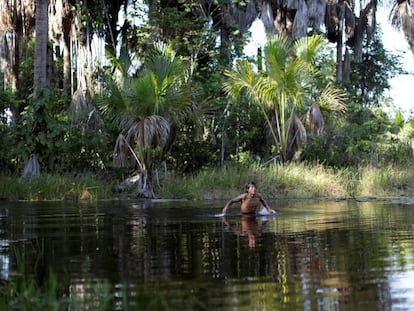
336;2;345;83
8;32;21;123
63;31;71;97
0;0;34;124
260;1;277;34
34;0;49;94
342;47;351;83
62;0;74;99
137;170;158;199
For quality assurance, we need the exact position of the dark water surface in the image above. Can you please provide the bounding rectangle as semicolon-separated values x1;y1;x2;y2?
1;199;414;310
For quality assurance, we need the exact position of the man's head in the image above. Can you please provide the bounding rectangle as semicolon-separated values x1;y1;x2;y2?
245;181;257;193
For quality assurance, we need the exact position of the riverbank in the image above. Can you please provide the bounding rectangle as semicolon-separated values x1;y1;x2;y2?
1;163;414;202
158;163;414;201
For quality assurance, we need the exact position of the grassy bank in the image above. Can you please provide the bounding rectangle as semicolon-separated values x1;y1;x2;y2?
1;163;414;201
0;174;115;201
159;163;414;200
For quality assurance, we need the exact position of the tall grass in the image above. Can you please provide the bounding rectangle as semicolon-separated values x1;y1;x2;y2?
357;165;414;197
159;162;348;200
1;162;413;201
0;174;115;201
159;164;267;200
159;162;414;200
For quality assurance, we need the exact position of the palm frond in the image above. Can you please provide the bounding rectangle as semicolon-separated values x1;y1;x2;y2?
294;35;326;64
306;103;324;135
94;80;127;128
389;0;414;49
113;134;134;168
315;85;347;113
224;61;257;102
264;35;291;82
284;59;314;97
398;120;414;142
105;48;126;77
125;75;156;117
126;115;171;151
140;42;192;118
224;60;276;109
70;87;94;118
287;114;307;160
223;60;256;101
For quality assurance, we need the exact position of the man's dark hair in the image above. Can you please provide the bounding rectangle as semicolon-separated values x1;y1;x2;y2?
244;181;256;192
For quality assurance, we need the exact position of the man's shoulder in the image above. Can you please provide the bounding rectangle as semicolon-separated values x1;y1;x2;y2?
240;193;248;199
232;193;247;201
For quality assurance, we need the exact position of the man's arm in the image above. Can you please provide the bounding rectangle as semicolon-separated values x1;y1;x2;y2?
260;197;277;214
222;194;244;215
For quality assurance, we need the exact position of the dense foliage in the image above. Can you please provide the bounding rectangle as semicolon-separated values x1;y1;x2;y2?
0;1;413;198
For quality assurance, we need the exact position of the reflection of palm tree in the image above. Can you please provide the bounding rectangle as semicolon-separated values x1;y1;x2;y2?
224;35;346;163
97;43;192;198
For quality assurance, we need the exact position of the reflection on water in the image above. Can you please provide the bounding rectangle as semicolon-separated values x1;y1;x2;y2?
222;214;271;248
1;200;414;310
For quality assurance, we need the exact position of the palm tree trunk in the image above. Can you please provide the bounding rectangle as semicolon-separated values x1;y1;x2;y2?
10;33;21;122
34;0;49;93
336;2;345;83
63;33;71;97
62;0;74;99
137;170;157;199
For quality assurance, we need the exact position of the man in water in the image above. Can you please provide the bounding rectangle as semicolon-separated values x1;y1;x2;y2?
221;182;277;215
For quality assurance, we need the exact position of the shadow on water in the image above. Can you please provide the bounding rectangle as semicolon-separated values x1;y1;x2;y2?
1;199;414;310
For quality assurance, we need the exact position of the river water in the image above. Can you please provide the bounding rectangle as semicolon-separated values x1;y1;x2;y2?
1;199;414;310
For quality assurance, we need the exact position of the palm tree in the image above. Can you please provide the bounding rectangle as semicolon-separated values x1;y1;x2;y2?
34;0;49;93
389;0;414;55
224;34;346;164
97;42;193;198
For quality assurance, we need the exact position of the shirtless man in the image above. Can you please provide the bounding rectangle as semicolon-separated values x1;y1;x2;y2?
221;182;277;215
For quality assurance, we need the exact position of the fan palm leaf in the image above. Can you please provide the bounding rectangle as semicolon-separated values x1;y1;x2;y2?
142;42;192;121
95;80;127;129
99;42;192;173
113;134;134;168
126;115;170;151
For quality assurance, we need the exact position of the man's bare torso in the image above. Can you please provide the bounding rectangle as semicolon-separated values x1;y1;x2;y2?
240;193;262;214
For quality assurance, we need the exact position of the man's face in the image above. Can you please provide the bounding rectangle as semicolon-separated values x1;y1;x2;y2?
248;185;256;195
